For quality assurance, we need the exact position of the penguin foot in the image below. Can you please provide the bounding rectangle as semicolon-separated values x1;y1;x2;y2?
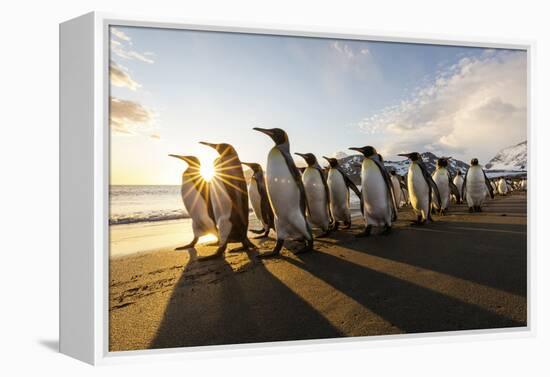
411;219;426;226
175;243;196;250
175;238;198;250
355;226;372;238
229;246;248;253
468;207;474;213
198;251;225;261
316;230;331;238
381;225;392;235
249;228;265;235
257;250;281;259
331;221;340;231
295;239;313;255
257;239;284;259
342;221;352;229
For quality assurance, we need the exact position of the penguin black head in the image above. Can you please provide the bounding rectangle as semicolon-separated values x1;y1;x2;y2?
390;169;397;176
322;156;339;168
295;152;317;166
470;158;479;166
241;161;262;173
252;127;288;146
168;154;201;169
437;157;451;168
348;145;377;158
199;142;237;158
456;170;462;176
398;152;421;162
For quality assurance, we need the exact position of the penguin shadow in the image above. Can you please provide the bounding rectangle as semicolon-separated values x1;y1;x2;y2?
280;250;525;333
149;247;343;349
341;218;527;298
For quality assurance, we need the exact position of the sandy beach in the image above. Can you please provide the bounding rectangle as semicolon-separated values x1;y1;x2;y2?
109;192;527;352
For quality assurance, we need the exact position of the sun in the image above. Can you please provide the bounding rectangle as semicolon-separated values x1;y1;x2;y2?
200;158;216;182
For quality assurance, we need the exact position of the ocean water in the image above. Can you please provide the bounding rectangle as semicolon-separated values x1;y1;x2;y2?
110;184;362;226
110;185;187;225
109;184;362;257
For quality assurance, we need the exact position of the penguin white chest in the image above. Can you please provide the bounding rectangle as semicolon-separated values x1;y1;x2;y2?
181;175;216;236
465;166;487;206
498;179;508;195
266;148;309;239
390;175;402;207
432;168;450;209
408;163;429;216
248;178;264;224
266;149;300;211
327;169;349;220
302;167;329;228
361;159;391;225
453;175;464;193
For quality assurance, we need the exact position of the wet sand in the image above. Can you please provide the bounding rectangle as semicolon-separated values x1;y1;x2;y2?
109;192;527;352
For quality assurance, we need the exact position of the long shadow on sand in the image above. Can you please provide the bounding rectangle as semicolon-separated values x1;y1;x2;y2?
283;250;525;334
336;219;527;298
149;249;343;349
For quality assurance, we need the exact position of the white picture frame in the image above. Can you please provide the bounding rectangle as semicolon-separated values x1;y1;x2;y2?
59;11;535;365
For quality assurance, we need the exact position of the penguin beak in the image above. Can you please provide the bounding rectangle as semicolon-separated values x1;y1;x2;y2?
322;156;330;162
398;153;412;158
252;127;272;136
168;154;192;164
348;147;362;152
294;152;307;161
241;162;252;168
199;141;217;149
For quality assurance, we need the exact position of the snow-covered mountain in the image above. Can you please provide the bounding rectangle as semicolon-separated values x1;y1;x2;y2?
336;152;469;183
485;141;527;171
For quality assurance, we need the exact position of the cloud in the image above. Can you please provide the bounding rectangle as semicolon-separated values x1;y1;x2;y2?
110;61;141;91
330;41;370;60
331;41;356;59
110;97;157;136
111;27;131;42
358;50;527;163
110;28;155;64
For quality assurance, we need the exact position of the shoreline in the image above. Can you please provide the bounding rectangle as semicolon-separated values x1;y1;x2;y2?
109;192;527;351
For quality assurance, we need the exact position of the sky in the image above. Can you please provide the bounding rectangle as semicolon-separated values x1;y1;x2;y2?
109;26;527;185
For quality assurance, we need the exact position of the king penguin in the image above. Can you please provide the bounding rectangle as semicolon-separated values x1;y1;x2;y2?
431;157;461;214
295;152;333;237
198;142;256;259
348;146;397;236
168;154;218;249
497;177;508;196
241;162;275;238
462;158;494;212
389;170;405;208
453;170;464;204
322;156;362;229
398;152;441;225
252;127;313;257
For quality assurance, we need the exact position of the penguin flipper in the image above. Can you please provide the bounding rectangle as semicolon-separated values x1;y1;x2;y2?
371;158;398;221
418;160;441;210
278;146;308;217
256;172;275;229
448;173;461;201
462;169;468;200
337;167;362;199
482;169;495;199
315;166;333;223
